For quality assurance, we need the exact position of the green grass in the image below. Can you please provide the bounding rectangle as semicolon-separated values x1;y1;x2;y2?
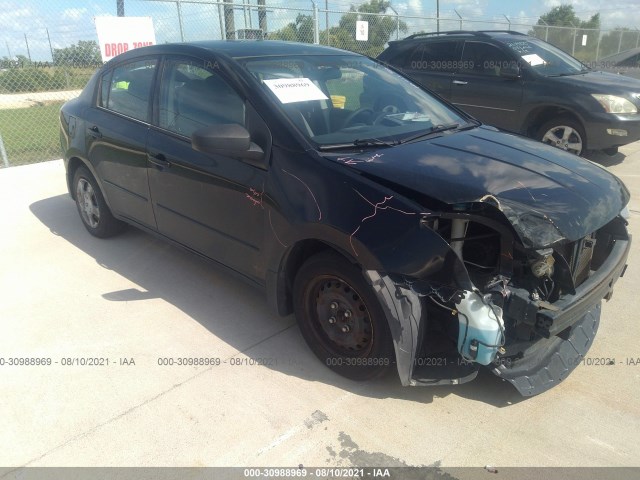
0;102;63;167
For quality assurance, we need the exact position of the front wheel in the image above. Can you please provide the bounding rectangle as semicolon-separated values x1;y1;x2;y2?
73;166;125;238
293;252;394;381
537;116;586;156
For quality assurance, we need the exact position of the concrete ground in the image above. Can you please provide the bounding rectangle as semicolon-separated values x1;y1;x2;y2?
1;144;639;471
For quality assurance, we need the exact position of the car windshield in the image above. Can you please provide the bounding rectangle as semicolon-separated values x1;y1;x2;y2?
239;54;469;148
497;37;588;76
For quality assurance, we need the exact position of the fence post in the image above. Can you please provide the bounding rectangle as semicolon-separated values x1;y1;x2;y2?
596;30;602;61
176;1;185;41
312;1;319;44
0;133;9;168
636;29;640;49
571;22;577;56
388;5;399;40
618;29;623;54
454;9;462;30
218;2;226;40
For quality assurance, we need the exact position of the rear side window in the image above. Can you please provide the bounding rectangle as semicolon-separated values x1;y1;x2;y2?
410;41;460;73
99;59;158;122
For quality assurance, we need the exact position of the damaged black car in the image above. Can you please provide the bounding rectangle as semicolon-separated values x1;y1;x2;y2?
60;41;631;396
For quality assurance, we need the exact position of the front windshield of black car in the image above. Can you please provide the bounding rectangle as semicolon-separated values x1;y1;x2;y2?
498;37;587;76
239;54;468;147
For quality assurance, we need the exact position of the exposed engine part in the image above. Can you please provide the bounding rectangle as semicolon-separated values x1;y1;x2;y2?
530;248;555;278
455;290;505;365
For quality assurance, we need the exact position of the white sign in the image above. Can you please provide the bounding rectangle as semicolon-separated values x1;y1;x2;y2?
356;21;369;41
522;53;546;67
582;34;588;46
95;16;156;62
263;78;329;104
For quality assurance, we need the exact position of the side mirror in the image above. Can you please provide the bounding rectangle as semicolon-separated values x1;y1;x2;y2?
500;63;521;79
192;124;265;168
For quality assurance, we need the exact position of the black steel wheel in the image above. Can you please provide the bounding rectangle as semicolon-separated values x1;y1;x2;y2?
73;166;125;238
293;252;394;381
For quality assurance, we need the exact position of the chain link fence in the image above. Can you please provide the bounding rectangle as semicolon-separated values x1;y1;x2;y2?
1;0;639;167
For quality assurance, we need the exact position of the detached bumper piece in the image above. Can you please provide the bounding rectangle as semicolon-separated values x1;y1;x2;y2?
493;303;600;397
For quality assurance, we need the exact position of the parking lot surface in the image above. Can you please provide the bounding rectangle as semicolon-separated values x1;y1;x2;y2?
1;144;640;470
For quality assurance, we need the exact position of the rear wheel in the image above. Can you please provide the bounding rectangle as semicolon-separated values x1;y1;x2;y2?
537;116;586;156
73;166;125;238
293;252;394;381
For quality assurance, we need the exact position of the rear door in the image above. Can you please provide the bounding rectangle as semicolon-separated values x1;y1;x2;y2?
84;58;158;229
146;56;269;281
450;41;523;130
401;40;462;100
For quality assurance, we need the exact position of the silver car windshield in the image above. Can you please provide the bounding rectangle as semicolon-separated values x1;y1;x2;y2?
240;55;468;148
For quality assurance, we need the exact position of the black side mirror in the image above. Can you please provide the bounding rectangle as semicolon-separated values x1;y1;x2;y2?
500;63;521;79
192;124;265;168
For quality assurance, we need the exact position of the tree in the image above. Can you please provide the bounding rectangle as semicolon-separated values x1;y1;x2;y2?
329;0;407;57
269;14;315;43
53;40;102;67
529;5;600;61
268;0;406;57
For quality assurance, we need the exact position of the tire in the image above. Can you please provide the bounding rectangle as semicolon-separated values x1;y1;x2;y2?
293;252;394;381
537;116;586;156
73;166;125;238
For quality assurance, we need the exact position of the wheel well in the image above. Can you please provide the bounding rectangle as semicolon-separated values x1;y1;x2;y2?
524;107;581;138
67;157;86;200
279;239;358;315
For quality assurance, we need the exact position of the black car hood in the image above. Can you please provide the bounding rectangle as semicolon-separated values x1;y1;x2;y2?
550;69;640;91
324;126;629;247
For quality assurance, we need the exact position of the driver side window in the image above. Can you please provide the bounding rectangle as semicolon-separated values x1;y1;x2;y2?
158;58;245;138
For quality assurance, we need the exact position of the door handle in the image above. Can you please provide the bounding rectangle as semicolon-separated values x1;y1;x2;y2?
453;80;468;85
148;152;171;170
89;125;102;138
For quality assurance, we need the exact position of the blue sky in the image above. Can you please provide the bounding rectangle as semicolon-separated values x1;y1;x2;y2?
1;0;638;61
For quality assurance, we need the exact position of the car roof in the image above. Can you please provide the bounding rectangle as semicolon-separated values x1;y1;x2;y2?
390;30;529;45
105;40;357;65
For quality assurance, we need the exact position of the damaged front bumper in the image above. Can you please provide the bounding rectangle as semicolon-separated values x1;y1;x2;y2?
366;233;631;397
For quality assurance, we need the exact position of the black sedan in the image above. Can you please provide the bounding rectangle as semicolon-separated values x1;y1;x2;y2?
60;41;631;396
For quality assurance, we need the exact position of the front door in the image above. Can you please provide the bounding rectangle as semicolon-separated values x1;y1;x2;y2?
450;41;523;131
147;56;267;281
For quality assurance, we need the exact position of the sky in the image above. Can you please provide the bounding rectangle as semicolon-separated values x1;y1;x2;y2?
1;0;639;61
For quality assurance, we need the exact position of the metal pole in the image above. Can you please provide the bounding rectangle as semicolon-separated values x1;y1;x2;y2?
224;0;235;39
454;9;462;30
617;29;623;54
117;0;125;16
312;1;319;44
325;0;329;45
596;30;602;61
177;1;185;41
571;22;577;56
388;5;399;40
243;2;248;29
0;133;9;168
636;29;640;49
257;0;267;37
218;2;226;40
539;19;548;41
436;0;439;33
503;15;510;31
5;41;11;58
46;28;54;63
24;34;31;62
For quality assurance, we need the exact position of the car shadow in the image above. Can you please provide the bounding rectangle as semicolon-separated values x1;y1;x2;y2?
30;194;526;407
583;149;627;167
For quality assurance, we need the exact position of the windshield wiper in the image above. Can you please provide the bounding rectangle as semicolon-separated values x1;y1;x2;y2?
398;122;461;144
318;137;399;151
